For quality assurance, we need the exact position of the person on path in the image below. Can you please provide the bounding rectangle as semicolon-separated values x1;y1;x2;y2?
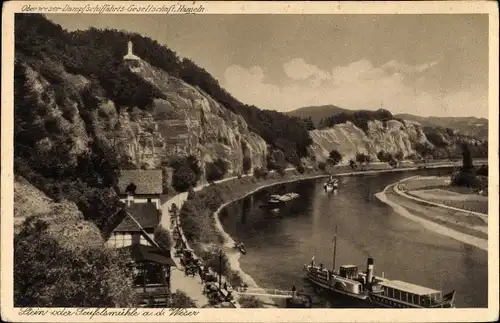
292;285;297;298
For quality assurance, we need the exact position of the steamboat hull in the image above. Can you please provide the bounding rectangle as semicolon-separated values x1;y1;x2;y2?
368;294;454;309
306;273;370;306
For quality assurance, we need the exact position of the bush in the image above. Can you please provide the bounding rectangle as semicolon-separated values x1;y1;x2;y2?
180;211;203;243
172;165;197;192
349;160;357;169
239;295;264;308
318;162;327;171
206;158;228;182
253;167;267;179
297;164;305;174
154;226;171;252
377;150;393;163
277;166;286;177
170;290;197;308
328;150;342;166
355;153;371;165
451;170;480;188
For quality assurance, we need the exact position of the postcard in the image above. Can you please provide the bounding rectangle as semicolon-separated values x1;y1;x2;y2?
1;1;499;322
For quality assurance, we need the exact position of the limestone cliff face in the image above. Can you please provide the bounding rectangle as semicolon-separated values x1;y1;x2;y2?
308;119;430;163
21;58;267;177
114;59;268;173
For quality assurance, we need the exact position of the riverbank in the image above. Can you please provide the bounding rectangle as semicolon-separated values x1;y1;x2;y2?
399;176;488;215
376;179;488;251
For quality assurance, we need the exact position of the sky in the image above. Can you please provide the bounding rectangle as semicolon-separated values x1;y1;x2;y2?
45;14;489;118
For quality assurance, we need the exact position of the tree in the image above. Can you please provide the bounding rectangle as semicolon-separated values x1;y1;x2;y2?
297;164;305;174
349;160;357;169
328;150;342;166
154;226;171;252
205;159;226;182
253;167;267;179
186;155;202;182
394;151;404;161
303;117;315;131
171;165;196;192
14;207;137;307
461;143;473;172
355;153;370;165
161;167;170;194
377;150;393;163
318;162;327;171
242;156;252;174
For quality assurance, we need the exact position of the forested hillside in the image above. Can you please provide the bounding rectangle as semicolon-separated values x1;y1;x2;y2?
14;13;312;233
16;14;312;164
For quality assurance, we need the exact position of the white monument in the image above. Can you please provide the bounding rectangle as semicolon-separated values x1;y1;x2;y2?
123;41;140;61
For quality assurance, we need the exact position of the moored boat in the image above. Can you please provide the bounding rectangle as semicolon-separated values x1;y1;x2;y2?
234;242;247;255
323;176;339;192
304;226;456;308
267;193;300;206
303;226;377;304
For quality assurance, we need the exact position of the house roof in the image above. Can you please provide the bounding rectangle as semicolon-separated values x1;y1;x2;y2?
117;169;163;195
120;244;176;266
113;203;159;232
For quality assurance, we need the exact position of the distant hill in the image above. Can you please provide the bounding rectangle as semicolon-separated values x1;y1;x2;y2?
286;105;488;141
285;105;349;126
394;114;488;140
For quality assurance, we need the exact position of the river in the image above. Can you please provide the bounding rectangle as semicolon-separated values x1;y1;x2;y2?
219;168;488;308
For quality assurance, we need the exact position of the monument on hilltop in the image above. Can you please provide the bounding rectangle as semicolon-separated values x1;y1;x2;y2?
123;41;140;61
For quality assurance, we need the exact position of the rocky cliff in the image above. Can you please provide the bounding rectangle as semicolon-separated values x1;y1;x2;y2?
307;118;486;163
308;119;427;163
19;56;267;179
116;59;268;173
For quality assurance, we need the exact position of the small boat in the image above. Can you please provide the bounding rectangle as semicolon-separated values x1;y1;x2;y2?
267;193;300;205
323;176;339;192
279;192;300;202
234;243;247;255
268;194;282;204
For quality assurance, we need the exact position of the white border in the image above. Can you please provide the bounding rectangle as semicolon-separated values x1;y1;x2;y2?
1;1;499;322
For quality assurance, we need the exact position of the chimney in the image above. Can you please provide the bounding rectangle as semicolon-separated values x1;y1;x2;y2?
366;257;374;284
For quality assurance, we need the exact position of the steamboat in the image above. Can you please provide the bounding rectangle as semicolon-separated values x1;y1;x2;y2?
303;226;382;304
304;226;456;308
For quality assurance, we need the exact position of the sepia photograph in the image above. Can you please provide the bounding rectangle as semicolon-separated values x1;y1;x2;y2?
1;1;498;322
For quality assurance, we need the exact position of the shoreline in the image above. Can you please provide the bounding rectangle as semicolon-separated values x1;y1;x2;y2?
375;180;488;252
210;163;476;307
397;176;488;219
